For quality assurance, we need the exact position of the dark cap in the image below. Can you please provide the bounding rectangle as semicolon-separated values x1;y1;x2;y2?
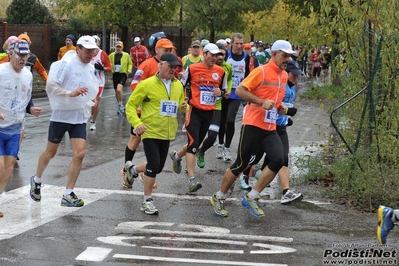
66;34;75;43
160;52;182;67
216;42;226;51
286;60;303;76
191;40;201;47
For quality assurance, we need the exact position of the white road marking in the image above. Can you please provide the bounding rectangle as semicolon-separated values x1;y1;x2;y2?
0;185;113;240
115;221;293;243
97;236;144;247
142;245;245;254
97;222;296;258
75;247;112;261
151;236;248;245
251;243;296;254
113;254;287;266
0;185;329;241
98;235;296;255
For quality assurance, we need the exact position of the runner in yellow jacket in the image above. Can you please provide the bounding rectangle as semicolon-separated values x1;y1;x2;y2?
124;52;188;215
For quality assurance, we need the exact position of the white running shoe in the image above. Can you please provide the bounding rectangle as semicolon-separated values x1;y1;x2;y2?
89;122;96;131
216;144;224;159
223;147;232;161
281;190;303;205
141;198;159;215
238;173;251;190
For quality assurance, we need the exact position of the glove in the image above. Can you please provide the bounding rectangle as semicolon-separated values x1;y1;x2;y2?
287;118;294;126
94;62;104;70
286;107;297;116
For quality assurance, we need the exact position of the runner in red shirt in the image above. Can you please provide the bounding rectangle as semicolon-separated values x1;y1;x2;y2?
129;37;152;77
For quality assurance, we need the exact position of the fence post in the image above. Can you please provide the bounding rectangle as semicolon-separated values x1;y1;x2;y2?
43;24;51;69
2;22;8;45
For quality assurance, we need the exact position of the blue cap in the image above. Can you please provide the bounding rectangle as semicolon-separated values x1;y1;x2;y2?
66;34;75;43
286;60;303;76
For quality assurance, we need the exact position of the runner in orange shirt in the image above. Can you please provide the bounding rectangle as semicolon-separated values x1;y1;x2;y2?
210;40;298;218
57;34;76;60
169;43;227;193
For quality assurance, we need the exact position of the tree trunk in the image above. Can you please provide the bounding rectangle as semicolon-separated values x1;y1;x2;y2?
120;25;129;51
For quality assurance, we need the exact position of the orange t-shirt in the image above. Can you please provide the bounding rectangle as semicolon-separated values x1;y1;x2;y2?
0;54;9;64
182;62;226;111
241;60;287;131
130;57;159;91
58;45;76;60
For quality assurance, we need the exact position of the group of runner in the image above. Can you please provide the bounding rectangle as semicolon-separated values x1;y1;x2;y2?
0;32;395;247
120;33;304;217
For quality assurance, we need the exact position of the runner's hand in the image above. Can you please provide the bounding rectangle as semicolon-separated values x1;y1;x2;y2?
94;62;104;70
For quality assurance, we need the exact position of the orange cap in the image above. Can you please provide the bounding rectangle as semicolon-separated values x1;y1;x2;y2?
155;38;174;49
18;33;31;43
115;41;123;48
244;43;252;49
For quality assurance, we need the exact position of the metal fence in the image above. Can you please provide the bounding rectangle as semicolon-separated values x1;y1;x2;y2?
330;20;399;174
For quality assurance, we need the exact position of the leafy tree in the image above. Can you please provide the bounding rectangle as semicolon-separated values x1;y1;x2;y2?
182;0;277;42
54;0;180;46
0;0;9;18
242;10;268;42
6;0;54;24
243;1;299;44
282;0;321;17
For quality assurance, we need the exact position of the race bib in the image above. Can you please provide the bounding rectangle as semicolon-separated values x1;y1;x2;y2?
264;108;278;123
160;100;178;117
282;102;294;108
232;74;241;87
114;64;121;72
314;62;321;67
200;91;216;105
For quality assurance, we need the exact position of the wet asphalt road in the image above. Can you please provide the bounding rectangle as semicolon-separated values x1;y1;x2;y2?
0;78;397;266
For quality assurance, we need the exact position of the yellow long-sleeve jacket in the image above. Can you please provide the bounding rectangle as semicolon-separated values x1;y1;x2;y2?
126;73;185;140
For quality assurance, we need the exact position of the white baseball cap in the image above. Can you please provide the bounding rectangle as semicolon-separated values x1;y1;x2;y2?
92;35;101;42
203;43;221;54
134;37;141;42
271;40;298;55
77;35;97;49
225;38;231;44
216;39;227;46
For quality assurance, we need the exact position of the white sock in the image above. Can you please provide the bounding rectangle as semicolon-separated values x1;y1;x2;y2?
248;189;260;199
174;152;181;160
131;166;138;175
64;189;73;196
143;196;151;203
216;190;226;198
188;176;195;182
33;175;42;184
119;101;123;106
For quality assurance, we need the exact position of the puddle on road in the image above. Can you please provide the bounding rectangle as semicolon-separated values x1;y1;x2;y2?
250;141;329;201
